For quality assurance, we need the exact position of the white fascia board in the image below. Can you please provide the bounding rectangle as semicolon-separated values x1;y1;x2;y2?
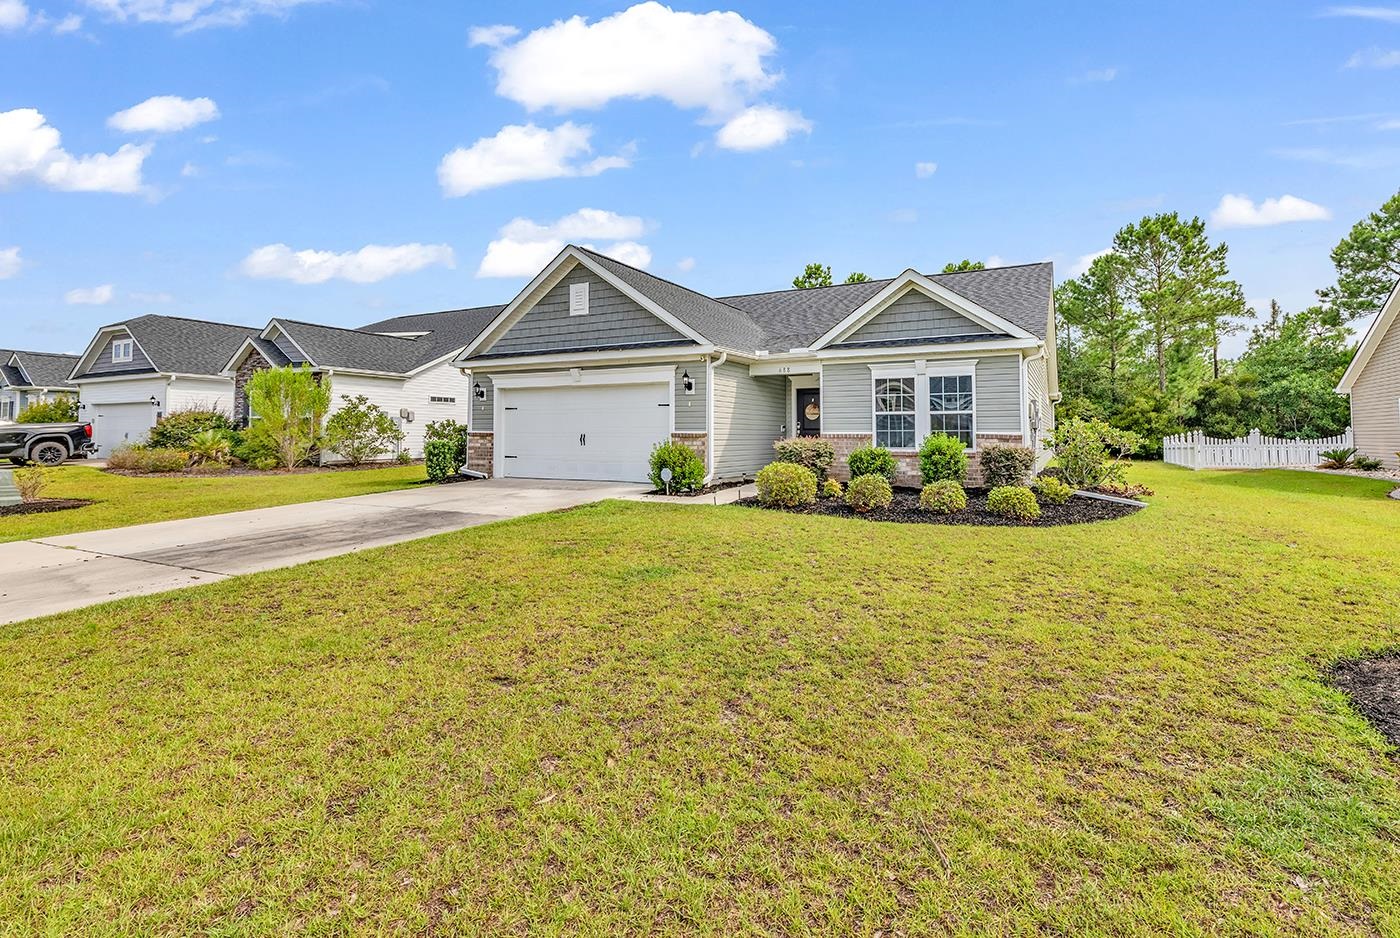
70;372;173;385
264;320;316;367
455;246;710;364
220;336;261;376
810;271;1038;350
463;344;713;372
490;364;677;390
1336;280;1400;393
407;346;472;377
69;323;149;380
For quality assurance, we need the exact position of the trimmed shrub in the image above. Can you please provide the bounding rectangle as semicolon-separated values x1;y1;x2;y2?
107;445;189;473
424;419;470;471
773;437;835;481
424;438;458;483
919;479;967;514
232;427;281;470
755;461;817;507
1032;476;1072;506
147;409;233;449
649;440;706;492
846;473;893;513
188;429;233;467
979;443;1035;488
1354;455;1384;471
820;477;843;499
324;394;405;466
987;485;1040;523
918;433;968;484
16;396;78;424
848;446;896;483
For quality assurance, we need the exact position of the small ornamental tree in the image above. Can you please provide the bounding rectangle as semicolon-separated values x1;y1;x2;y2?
244;366;332;470
16;396;79;423
324;394;405;466
1045;418;1139;489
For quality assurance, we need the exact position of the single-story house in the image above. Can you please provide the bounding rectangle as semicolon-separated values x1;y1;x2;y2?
453;245;1058;485
68;315;259;455
1337;278;1400;469
222;306;502;459
0;350;80;422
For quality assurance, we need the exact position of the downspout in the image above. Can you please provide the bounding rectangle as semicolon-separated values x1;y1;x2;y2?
704;351;726;484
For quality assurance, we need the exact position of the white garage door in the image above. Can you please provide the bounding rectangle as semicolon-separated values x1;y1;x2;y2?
500;382;671;482
93;402;154;456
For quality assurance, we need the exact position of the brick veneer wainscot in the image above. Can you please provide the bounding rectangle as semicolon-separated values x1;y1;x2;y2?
671;432;707;465
467;431;494;476
822;432;1024;487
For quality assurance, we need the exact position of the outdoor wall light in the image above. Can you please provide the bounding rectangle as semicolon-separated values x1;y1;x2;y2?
473;381;486;400
148;396;160;407
682;370;694;394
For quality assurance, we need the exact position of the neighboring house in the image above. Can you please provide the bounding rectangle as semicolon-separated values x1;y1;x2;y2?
222;306;501;459
68;315;259;456
453;245;1058;485
1337;279;1400;469
0;350;80;422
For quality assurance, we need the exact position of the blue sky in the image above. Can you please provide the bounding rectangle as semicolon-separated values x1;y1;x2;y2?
1;0;1397;357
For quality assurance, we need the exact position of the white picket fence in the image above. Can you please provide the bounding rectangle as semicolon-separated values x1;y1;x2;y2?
1163;428;1353;470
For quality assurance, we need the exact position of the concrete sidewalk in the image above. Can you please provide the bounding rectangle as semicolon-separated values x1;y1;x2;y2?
1;478;643;624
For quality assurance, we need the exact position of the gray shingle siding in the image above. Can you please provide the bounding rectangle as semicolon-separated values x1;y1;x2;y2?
839;288;992;344
712;360;786;479
489;267;686;355
81;329;156;376
819;354;1022;441
471;373;494;431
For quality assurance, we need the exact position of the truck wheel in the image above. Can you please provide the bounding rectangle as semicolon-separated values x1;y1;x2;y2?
28;441;69;466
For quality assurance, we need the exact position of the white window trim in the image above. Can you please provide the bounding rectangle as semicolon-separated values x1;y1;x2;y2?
111;338;134;363
868;359;978;452
870;369;918;452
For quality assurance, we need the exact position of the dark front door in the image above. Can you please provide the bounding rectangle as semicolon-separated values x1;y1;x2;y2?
796;388;821;437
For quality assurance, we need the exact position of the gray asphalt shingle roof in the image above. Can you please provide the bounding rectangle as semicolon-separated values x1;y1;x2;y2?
358;305;505;369
122;315;261;376
9;351;80;389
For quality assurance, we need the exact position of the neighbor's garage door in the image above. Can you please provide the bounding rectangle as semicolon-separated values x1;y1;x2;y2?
499;382;671;482
92;402;154;456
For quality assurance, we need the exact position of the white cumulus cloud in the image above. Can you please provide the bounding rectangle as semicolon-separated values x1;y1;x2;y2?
468;23;518;47
1345;47;1400;68
715;105;811;151
0;246;21;279
438;122;631;196
915;161;938;178
0;108;150;194
676;256;696;272
240;242;456;284
109;96;220;134
477;208;651;278
0;0;28;30
82;0;326;30
1210;194;1331;229
483;2;780;116
1323;5;1400;23
1068;248;1113;278
66;284;115;305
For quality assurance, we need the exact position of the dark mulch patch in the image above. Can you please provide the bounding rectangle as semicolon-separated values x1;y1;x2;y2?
1330;654;1400;749
0;497;94;517
736;488;1143;526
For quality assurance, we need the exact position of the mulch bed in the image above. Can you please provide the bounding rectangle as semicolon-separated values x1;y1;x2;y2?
647;481;746;498
1330;654;1400;749
0;498;94;517
737;488;1143;526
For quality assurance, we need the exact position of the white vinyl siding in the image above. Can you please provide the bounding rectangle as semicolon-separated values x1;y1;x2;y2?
165;377;237;415
326;361;471;461
1350;311;1400;469
711;359;786;479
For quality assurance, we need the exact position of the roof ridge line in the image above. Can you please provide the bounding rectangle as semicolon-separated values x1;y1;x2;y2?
574;245;758;320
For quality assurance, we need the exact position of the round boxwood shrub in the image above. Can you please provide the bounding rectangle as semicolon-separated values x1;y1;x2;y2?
978;443;1035;488
755;461;817;507
649;440;706;492
1032;475;1072;506
845;473;893;513
919;479;967;514
820;477;843;499
847;446;896;482
987;485;1041;523
918;433;968;484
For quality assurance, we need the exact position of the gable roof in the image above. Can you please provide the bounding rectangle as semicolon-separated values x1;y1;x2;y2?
1337;278;1400;393
358;304;505;369
5;350;80;390
111;315;261;376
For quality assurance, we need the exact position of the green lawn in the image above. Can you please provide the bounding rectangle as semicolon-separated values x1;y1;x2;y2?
2;464;425;542
3;464;1399;935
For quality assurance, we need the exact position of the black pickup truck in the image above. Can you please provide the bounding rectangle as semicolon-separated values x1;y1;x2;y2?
0;422;95;466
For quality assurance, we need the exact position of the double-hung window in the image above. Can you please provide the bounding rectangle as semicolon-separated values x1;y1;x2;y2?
873;376;916;449
928;373;974;447
111;338;134;363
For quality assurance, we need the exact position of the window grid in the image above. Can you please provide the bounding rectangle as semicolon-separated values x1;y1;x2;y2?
873;376;916;449
929;374;974;447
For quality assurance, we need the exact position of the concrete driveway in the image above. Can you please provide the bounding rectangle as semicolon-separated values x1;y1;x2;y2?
0;478;645;624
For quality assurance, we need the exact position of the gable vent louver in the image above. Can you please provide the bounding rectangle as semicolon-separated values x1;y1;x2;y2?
569;282;589;317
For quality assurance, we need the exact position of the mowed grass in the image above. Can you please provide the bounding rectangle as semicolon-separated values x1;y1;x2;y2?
1;464;425;542
2;464;1400;935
